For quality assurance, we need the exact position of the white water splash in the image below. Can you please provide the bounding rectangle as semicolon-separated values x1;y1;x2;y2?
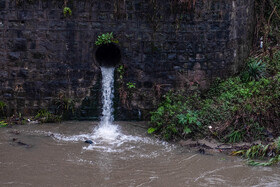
35;129;172;154
100;66;115;126
91;66;122;142
32;66;174;154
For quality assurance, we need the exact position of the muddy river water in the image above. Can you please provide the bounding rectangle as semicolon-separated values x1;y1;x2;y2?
0;121;280;187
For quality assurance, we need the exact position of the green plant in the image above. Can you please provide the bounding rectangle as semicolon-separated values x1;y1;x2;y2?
0;121;7;127
55;93;75;114
241;58;266;82
147;127;157;134
63;7;72;17
126;82;136;89
35;110;61;123
148;48;279;142
232;137;280;166
4;113;27;126
267;50;280;74
0;101;6;117
0;101;6;111
226;130;243;143
148;93;204;140
149;55;279;142
117;65;125;80
177;111;202;135
95;32;118;46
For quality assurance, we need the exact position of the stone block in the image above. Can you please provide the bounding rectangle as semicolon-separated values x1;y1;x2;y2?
8;52;20;61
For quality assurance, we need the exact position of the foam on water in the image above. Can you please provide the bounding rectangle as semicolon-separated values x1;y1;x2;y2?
92;123;121;142
40;127;173;154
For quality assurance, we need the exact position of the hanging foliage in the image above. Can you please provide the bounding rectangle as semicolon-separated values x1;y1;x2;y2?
255;0;280;51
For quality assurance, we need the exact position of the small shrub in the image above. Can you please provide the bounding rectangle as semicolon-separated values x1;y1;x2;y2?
0;101;6;111
232;137;280;166
35;110;61;123
0;121;7;127
117;65;125;80
63;7;72;17
223;122;265;143
267;50;280;74
0;101;6;117
95;32;118;46
242;58;266;82
126;82;136;89
149;93;203;140
54;93;75;119
4;113;27;126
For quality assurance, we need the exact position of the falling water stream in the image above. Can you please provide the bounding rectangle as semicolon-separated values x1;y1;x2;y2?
1;67;280;186
93;67;120;142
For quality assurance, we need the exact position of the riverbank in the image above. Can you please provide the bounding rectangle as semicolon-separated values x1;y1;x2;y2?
148;49;280;142
147;49;280;165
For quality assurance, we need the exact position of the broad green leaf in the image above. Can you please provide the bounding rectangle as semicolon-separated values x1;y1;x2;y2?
148;127;156;134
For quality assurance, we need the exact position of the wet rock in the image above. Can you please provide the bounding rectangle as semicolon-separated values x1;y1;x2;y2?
231;142;251;150
27;120;40;124
16;141;32;148
198;148;205;154
268;150;276;157
48;133;54;137
178;139;198;147
180;138;249;152
217;144;233;150
17;141;27;146
85;140;93;144
8;52;20;61
198;139;220;149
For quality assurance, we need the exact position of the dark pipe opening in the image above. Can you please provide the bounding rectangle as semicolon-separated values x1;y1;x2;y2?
95;43;121;67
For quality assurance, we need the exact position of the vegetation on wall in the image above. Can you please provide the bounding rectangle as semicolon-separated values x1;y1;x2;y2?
0;101;6;116
115;64;137;110
0;101;7;127
35;109;62;123
95;33;119;46
52;92;75;120
0;120;8;127
63;6;72;17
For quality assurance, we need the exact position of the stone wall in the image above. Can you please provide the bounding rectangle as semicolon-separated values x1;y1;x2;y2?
0;0;255;120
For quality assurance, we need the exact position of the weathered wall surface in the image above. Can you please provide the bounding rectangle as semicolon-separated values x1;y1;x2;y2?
0;0;255;120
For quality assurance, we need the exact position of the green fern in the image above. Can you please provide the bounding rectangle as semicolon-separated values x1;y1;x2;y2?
63;7;72;17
